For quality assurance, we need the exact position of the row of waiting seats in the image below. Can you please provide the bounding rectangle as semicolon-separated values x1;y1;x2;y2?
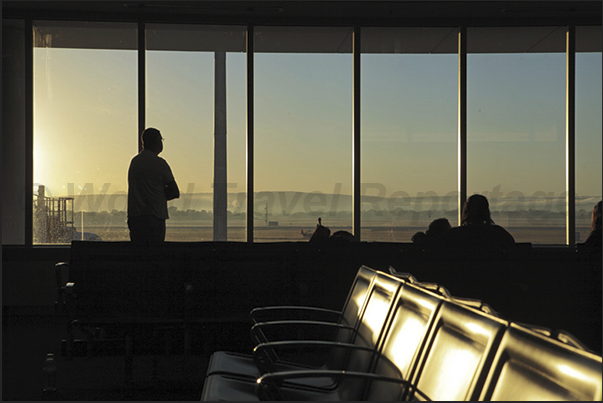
201;266;602;401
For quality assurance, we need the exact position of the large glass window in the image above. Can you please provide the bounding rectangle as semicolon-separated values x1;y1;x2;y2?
361;27;458;242
28;20;602;245
146;24;247;241
576;26;602;243
33;21;137;243
467;27;567;244
253;27;353;241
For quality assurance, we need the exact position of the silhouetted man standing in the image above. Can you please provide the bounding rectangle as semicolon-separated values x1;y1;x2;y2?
127;128;179;244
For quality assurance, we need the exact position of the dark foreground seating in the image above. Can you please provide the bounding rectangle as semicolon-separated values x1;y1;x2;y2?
53;241;366;385
57;242;188;386
204;265;379;386
54;241;601;390
201;267;603;401
202;269;402;399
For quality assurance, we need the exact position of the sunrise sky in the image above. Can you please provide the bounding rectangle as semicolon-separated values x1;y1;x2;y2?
32;31;601;211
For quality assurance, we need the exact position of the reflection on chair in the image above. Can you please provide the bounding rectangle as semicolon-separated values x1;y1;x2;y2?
406;301;507;401
479;323;603;401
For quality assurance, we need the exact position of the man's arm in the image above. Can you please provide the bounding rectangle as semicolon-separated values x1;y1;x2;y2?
165;179;180;201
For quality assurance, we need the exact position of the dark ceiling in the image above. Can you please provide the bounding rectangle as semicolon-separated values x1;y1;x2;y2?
3;1;602;26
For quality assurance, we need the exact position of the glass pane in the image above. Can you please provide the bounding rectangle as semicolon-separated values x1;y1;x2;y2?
254;26;353;242
33;21;137;244
361;27;459;242
146;24;247;241
467;27;566;245
576;26;602;243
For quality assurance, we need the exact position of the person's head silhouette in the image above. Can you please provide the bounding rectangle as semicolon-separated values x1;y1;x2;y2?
426;218;451;237
141;128;164;155
461;194;494;225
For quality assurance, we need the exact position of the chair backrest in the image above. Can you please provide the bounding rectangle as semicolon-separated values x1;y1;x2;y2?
333;265;379;344
271;265;378;350
333;272;403;399
353;272;403;350
479;323;603;401
364;282;444;401
249;265;378;358
408;301;507;401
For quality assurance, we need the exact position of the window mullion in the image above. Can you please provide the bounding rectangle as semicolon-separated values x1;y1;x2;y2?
458;26;467;226
25;18;34;247
138;21;146;152
566;24;576;247
353;26;361;241
246;24;254;243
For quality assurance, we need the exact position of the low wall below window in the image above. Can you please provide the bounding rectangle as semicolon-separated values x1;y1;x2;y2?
2;241;600;353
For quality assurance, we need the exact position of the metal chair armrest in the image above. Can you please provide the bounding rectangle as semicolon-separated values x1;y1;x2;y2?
257;369;409;400
250;306;341;323
251;320;355;346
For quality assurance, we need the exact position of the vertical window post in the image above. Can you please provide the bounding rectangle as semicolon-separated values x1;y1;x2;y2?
458;26;467;225
25;19;34;246
352;26;361;240
213;51;228;241
138;21;146;152
246;24;255;243
566;25;576;247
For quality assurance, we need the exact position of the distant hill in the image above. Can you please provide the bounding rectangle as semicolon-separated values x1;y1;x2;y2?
63;190;599;219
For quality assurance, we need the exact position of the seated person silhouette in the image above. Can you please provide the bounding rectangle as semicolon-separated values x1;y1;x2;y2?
580;200;602;252
436;194;515;249
309;217;331;243
411;218;451;245
329;230;356;244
